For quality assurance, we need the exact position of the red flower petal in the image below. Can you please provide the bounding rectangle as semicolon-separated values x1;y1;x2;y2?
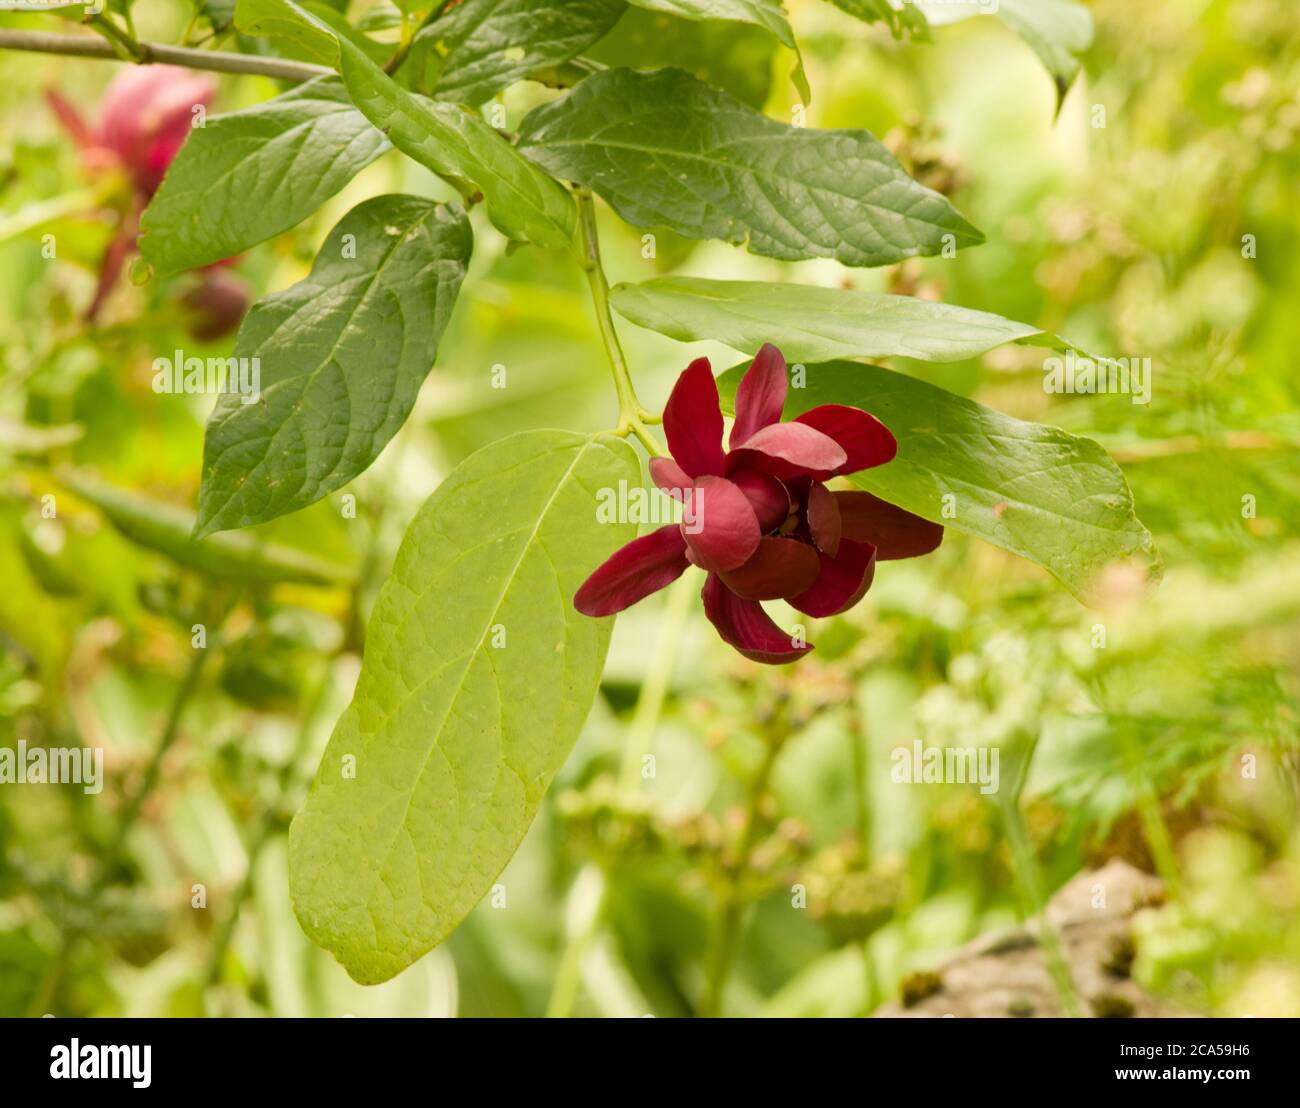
648;456;692;496
663;357;725;478
729;343;787;449
805;482;841;557
574;525;690;617
702;573;813;664
789;539;878;618
729;421;847;481
835;491;944;560
682;476;761;572
794;405;896;475
45;89;94;152
729;468;790;532
719;537;821;600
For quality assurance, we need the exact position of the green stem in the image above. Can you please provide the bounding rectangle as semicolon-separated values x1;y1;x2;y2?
1002;801;1082;1017
619;574;694;792
575;190;664;456
700;713;786;1018
205;662;334;988
384;0;453;75
544;865;607;1019
88;13;147;62
545;577;692;1017
103;638;211;867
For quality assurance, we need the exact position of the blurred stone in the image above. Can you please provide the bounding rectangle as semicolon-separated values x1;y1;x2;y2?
873;861;1195;1018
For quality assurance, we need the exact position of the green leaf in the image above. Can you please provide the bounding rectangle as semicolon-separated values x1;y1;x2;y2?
716;360;1157;600
995;0;1093;107
235;0;340;63
61;475;355;586
828;0;930;40
195;195;471;537
585;4;777;108
622;0;808;100
289;429;639;983
416;0;625;106
610;277;1088;363
140;77;389;277
518;68;982;267
626;0;793;46
919;0;1092;110
237;0;576;247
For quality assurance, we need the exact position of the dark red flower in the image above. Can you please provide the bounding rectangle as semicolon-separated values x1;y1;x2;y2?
574;344;944;663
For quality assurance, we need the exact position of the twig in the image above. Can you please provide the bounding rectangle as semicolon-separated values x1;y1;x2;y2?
0;28;330;82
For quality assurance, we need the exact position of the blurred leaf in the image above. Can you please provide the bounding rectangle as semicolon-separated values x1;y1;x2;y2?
60;475;355;585
140;77;390;277
289;430;638;983
919;0;1092;110
195;195;470;536
520;68;981;267
829;0;929;40
611;277;1089;362
716;359;1158;601
416;0;625;105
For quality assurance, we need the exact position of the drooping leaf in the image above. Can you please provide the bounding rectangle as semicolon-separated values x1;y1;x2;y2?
415;0;625;106
61;475;355;585
610;277;1089;363
289;429;639;983
518;68;982;267
140;77;389;277
919;0;1093;110
195;195;471;537
716;360;1158;600
235;0;576;247
623;0;808;100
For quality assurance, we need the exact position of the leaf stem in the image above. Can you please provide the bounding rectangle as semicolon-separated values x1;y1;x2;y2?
699;705;788;1018
575;189;664;456
0;28;331;82
101;591;236;882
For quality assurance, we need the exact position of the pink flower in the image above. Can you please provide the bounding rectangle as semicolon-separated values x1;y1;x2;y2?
574;345;943;663
46;67;245;335
47;65;214;198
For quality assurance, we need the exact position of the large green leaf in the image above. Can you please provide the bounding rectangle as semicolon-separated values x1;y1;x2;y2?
289;430;638;982
716;360;1157;600
610;277;1086;362
61;475;354;585
195;195;470;537
236;0;576;248
518;68;981;267
140;77;389;277
416;0;625;106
